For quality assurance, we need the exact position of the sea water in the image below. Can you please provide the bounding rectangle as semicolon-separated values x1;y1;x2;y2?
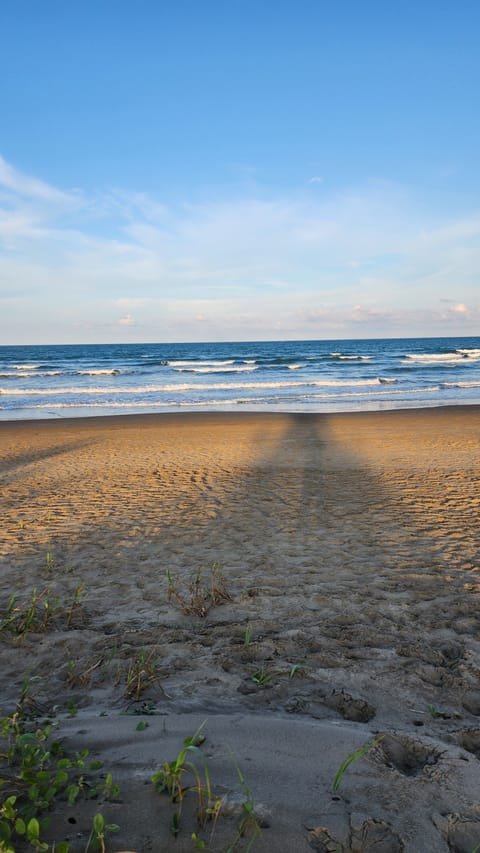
1;337;480;420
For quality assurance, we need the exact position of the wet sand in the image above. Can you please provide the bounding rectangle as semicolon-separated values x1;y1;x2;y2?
1;408;480;852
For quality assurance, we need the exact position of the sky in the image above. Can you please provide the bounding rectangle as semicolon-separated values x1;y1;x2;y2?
1;0;480;345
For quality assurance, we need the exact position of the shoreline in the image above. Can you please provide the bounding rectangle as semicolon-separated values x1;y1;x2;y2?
1;398;480;427
1;406;480;850
1;396;480;424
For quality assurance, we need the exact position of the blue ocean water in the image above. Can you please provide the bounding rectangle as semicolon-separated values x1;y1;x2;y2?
1;337;480;420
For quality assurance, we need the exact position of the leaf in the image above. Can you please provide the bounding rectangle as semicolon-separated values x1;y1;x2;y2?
14;818;26;835
26;817;40;842
66;784;80;805
0;820;12;843
136;721;149;731
1;798;16;820
55;770;69;788
333;736;383;792
93;813;105;834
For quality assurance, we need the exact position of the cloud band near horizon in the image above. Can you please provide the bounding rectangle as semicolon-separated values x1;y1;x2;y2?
0;156;479;344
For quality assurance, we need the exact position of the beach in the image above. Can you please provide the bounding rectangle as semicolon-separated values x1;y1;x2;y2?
1;408;480;851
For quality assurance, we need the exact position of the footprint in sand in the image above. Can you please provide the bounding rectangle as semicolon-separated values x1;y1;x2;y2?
350;818;405;852
323;690;376;723
378;733;441;776
446;814;480;853
308;818;405;852
457;727;480;758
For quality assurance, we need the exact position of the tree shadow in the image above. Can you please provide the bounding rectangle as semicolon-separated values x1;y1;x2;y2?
0;411;479;728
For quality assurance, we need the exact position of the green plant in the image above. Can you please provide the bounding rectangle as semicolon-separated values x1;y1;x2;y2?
65;656;103;689
0;586;89;641
208;562;233;607
66;701;77;719
0;709;121;852
0;595;18;634
125;651;159;700
152;722;222;839
226;762;262;853
0;589;58;637
427;703;459;720
45;549;55;574
85;813;120;853
100;773;120;802
332;736;384;792
250;667;271;687
166;564;232;618
65;584;86;629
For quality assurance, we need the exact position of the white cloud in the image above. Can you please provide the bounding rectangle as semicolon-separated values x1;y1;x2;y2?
118;314;136;326
0;156;77;205
1;154;480;342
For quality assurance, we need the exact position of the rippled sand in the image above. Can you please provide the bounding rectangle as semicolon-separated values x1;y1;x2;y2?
1;409;480;851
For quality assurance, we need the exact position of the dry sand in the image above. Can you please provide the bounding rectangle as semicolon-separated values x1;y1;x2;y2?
1;408;480;852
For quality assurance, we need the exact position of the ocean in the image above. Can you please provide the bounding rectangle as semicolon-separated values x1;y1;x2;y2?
1;336;480;420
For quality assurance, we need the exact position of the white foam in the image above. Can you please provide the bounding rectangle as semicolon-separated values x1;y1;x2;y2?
12;364;41;370
403;353;466;364
78;369;121;375
173;366;257;374
167;360;235;367
0;377;390;398
441;381;480;388
329;353;372;360
456;348;480;359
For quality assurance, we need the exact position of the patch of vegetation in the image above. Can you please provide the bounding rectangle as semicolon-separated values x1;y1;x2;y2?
124;650;159;700
152;722;261;851
0;585;87;639
166;563;233;618
250;667;272;687
0;706;120;852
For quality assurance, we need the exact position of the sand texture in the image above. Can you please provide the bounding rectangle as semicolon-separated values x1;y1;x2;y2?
1;409;480;852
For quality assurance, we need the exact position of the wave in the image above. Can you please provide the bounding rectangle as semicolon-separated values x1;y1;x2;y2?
440;381;480;388
1;384;445;411
173;366;257;374
329;353;372;361
403;350;480;365
287;364;305;370
456;348;480;358
0;370;64;378
167;360;235;367
11;364;43;370
78;369;121;376
0;377;395;398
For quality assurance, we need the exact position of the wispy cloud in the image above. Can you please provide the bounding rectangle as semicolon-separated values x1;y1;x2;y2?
0;156;78;205
1;155;479;342
118;313;136;326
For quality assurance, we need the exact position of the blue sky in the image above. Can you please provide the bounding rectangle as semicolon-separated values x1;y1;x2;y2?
1;0;479;344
